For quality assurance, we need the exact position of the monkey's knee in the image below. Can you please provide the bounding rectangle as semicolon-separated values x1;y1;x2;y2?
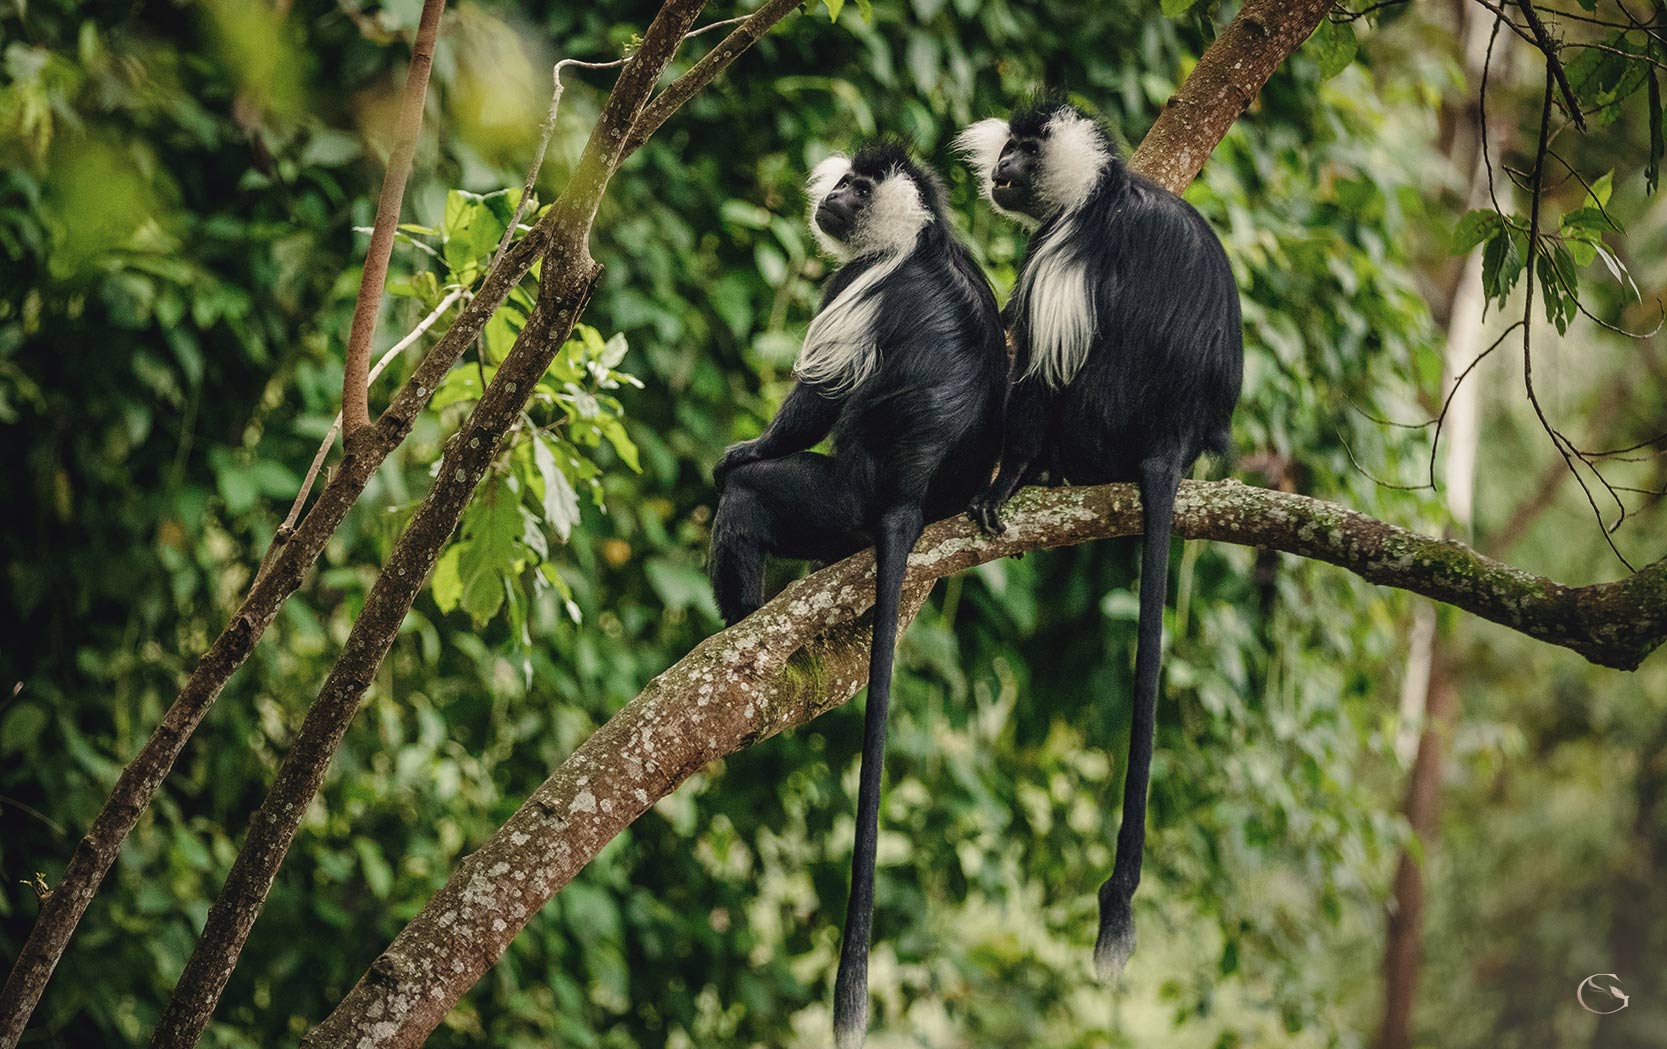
710;490;769;626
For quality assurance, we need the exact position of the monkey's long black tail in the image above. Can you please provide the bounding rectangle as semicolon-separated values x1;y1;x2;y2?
1095;455;1183;983
833;507;923;1049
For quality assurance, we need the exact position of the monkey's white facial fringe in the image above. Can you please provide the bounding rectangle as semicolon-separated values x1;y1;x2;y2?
795;167;929;394
953;118;1036;227
1039;109;1110;215
1018;212;1096;388
807;155;854;260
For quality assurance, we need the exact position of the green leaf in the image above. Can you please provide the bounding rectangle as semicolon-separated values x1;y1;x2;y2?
1161;0;1202;16
824;0;844;22
1481;230;1524;302
1588;170;1614;208
456;479;525;626
1;702;49;756
599;331;629;371
1564;235;1597;267
1309;19;1358;80
598;418;641;474
432;544;463;613
1451;209;1504;255
532;436;582;542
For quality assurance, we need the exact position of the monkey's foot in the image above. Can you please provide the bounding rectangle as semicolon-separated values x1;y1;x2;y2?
966;494;1007;536
1093;894;1136;983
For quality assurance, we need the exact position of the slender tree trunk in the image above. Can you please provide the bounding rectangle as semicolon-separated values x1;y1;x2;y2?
340;0;445;441
1378;6;1503;1043
1379;644;1460;1049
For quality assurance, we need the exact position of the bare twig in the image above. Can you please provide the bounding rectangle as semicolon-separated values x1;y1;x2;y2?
1513;0;1588;131
624;0;804;157
1520;69;1634;568
342;0;447;440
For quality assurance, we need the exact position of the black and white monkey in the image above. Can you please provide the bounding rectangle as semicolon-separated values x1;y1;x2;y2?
708;143;1006;1047
955;101;1243;979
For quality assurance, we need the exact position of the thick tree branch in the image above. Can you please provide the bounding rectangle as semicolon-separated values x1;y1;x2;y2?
307;481;1667;1047
1129;0;1336;193
342;0;446;440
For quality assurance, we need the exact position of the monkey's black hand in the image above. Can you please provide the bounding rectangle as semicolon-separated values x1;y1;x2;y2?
713;440;765;495
967;489;1008;536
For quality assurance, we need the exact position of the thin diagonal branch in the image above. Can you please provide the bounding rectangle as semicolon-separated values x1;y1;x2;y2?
0;0;803;1043
1513;0;1588;131
146;4;712;1044
623;0;804;158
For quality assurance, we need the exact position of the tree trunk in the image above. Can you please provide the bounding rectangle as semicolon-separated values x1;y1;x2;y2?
1378;5;1506;1043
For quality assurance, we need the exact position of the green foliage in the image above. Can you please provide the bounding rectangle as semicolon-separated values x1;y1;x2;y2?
1308;19;1360;81
4;3;1660;1049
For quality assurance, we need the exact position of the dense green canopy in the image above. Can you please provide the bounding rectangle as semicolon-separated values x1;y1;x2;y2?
2;1;1663;1046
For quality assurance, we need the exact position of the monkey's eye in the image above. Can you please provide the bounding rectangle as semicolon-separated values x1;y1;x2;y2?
856;182;871;197
1021;141;1040;156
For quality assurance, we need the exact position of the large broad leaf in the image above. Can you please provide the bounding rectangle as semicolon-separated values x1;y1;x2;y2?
1451;209;1504;255
455;478;525;626
1308;19;1358;81
533;436;582;542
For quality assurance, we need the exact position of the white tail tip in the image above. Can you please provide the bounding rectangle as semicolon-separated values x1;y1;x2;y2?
1093;906;1136;983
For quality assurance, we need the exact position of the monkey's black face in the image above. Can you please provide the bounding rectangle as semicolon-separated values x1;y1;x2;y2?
814;174;875;243
991;136;1042;216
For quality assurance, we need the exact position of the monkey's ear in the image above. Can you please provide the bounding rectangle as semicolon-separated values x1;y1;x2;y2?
1037;109;1112;213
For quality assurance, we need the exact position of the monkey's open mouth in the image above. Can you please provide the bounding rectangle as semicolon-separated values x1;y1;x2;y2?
993;177;1015;190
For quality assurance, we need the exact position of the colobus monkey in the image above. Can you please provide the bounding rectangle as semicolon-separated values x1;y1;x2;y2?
709;143;1006;1047
955;101;1243;980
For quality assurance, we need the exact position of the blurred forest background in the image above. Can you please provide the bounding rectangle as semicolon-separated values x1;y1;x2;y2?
2;0;1665;1046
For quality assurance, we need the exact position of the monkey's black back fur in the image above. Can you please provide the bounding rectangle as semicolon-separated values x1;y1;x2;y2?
965;100;1243;983
1011;147;1241;482
709;143;1006;1048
